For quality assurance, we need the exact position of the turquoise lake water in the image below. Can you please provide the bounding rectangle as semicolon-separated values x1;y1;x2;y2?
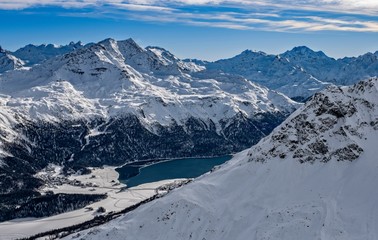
116;155;232;188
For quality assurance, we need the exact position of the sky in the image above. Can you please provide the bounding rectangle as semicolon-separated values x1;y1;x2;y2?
0;0;377;61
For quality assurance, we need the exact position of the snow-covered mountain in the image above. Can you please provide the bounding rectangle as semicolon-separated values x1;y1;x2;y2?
70;77;378;240
282;46;378;87
0;38;298;215
183;58;210;67
0;38;296;123
206;49;329;100
205;47;378;100
0;42;85;73
0;47;25;73
281;46;340;82
5;41;378;101
12;41;85;66
336;52;378;85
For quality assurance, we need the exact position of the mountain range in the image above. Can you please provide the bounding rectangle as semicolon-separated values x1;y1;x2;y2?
203;46;378;100
0;38;377;239
2;41;378;100
0;38;298;219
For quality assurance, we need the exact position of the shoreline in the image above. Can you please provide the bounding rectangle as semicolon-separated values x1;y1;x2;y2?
116;154;234;168
0;166;189;240
116;155;233;186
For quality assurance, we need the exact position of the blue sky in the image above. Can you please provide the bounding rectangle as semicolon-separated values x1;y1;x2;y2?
0;0;377;61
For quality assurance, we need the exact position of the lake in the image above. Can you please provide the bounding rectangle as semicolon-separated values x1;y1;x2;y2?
116;155;232;188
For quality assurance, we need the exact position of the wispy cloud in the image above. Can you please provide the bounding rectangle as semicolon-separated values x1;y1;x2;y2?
1;0;378;32
109;3;173;12
126;0;378;15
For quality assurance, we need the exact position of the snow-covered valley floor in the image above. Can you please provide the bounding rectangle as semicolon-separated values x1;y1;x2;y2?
0;166;188;240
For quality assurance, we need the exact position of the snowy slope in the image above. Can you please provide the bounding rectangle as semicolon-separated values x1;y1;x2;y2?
12;41;85;66
68;77;378;240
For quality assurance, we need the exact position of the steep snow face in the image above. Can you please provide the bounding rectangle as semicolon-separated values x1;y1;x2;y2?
70;78;378;240
0;48;25;73
183;58;210;67
12;41;84;66
113;38;204;75
146;46;205;73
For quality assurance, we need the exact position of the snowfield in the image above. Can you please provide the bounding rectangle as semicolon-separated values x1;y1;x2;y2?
64;78;378;240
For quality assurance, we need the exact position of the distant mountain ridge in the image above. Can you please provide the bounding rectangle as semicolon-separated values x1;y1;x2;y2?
1;42;377;100
200;46;378;100
0;41;87;73
12;41;85;66
0;47;25;74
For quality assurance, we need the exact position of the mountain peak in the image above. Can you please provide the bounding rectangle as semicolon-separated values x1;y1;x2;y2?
146;46;178;62
291;45;314;52
68;41;82;46
0;51;25;73
13;41;86;66
146;46;168;52
359;52;378;59
125;37;137;44
286;46;328;58
98;38;117;47
123;38;142;48
117;38;145;54
240;49;267;56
